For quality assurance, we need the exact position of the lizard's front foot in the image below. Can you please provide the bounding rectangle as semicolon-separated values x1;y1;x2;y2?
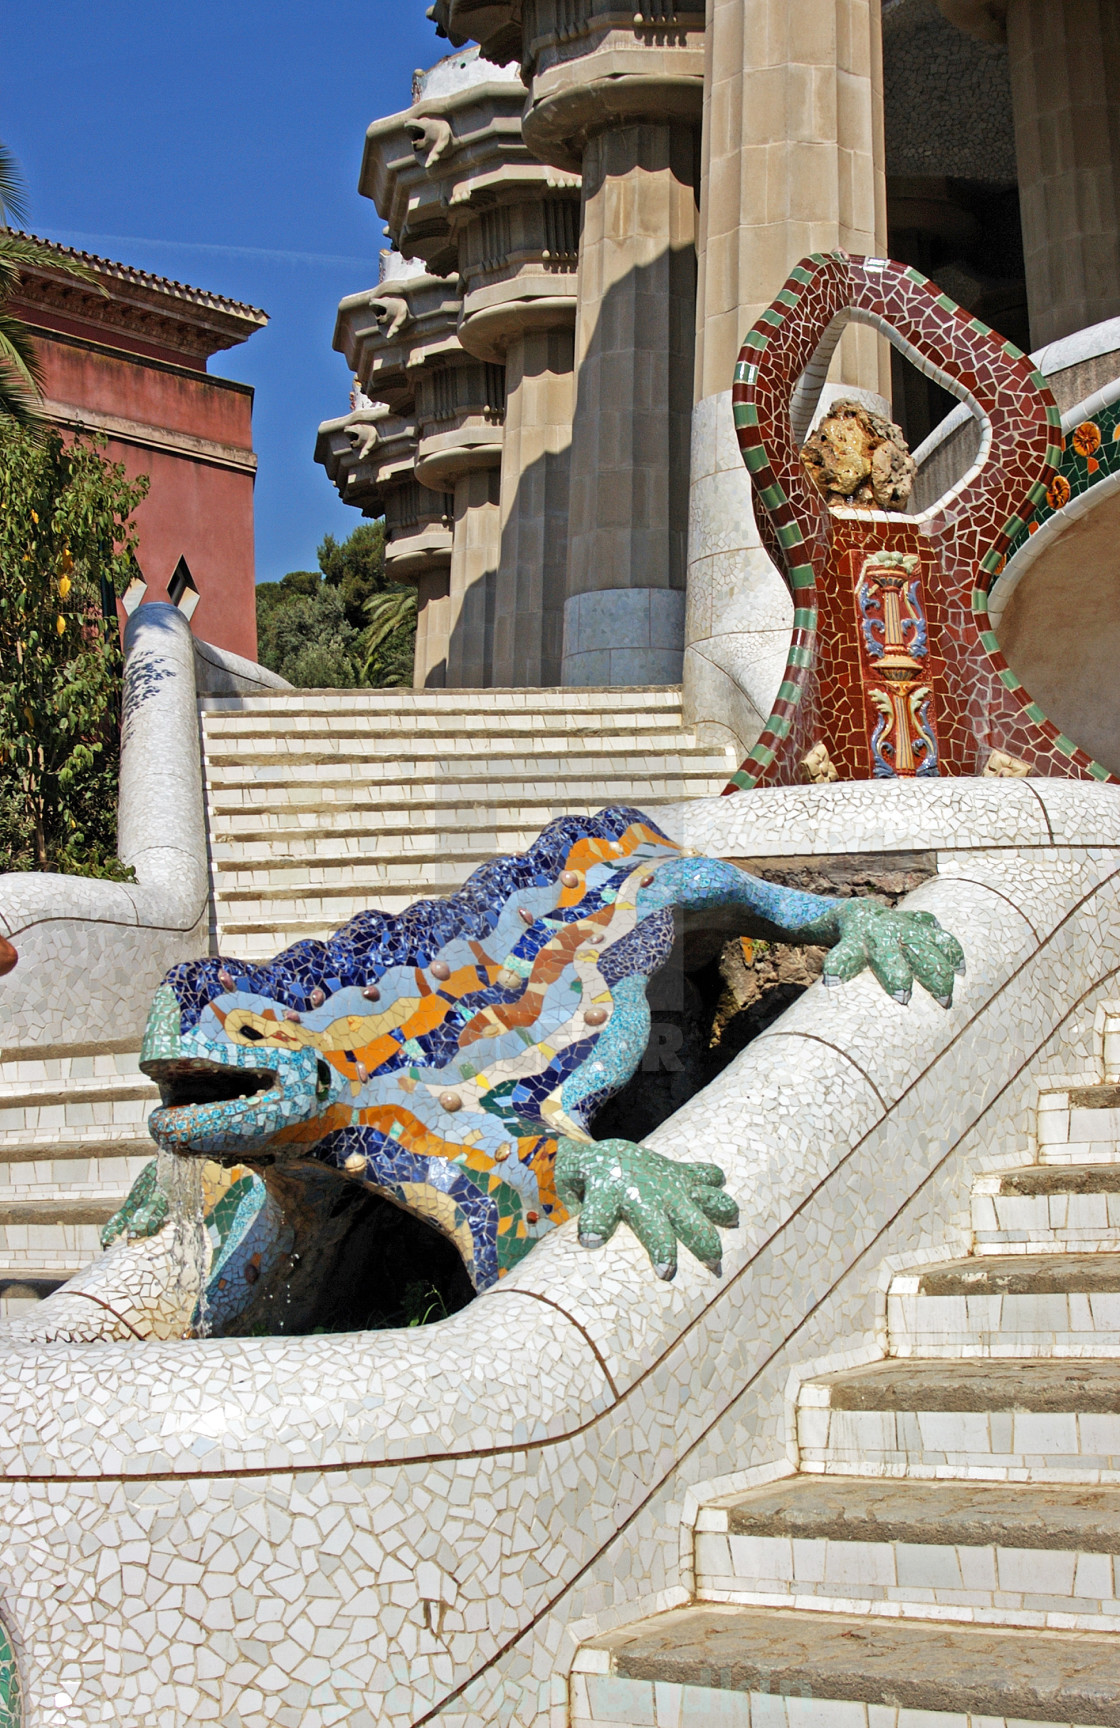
101;1159;168;1248
556;1137;739;1280
822;900;965;1007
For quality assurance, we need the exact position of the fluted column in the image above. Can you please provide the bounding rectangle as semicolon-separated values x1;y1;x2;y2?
694;0;889;405
561;122;697;684
455;192;581;688
683;0;889;755
414;354;505;688
506;5;706;687
490;327;575;685
1005;0;1120;348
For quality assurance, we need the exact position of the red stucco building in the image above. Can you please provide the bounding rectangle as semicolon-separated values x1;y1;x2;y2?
9;237;267;660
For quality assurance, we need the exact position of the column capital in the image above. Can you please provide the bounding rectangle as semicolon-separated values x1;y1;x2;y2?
522;8;705;172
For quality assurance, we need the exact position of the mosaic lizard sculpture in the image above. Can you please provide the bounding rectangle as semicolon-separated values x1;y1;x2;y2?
107;809;963;1330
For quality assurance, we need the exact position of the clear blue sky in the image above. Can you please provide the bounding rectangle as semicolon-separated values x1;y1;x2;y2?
0;1;441;583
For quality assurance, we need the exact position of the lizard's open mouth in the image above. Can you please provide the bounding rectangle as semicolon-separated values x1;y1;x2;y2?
146;1057;283;1109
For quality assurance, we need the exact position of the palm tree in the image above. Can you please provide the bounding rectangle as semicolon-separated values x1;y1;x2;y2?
0;141;99;425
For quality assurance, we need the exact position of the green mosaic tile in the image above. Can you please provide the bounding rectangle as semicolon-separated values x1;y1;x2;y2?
0;1618;20;1728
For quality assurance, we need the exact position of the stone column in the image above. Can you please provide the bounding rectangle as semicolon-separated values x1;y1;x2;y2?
455;189;580;689
1005;0;1120;348
413;567;452;689
491;326;576;686
506;3;706;687
414;354;505;687
361;52;578;687
562;121;697;684
445;468;502;686
683;0;889;754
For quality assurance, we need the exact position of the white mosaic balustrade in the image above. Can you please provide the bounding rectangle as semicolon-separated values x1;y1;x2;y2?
3;779;1120;1725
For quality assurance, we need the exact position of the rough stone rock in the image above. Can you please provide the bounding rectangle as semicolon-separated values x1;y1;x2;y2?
801;397;917;510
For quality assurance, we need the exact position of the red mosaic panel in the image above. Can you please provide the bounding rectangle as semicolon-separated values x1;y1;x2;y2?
725;252;1115;792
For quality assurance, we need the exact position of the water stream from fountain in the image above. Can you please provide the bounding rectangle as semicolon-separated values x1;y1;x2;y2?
155;1150;212;1339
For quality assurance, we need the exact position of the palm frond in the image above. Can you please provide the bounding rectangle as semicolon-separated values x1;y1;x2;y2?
0;142;29;230
0;308;44;424
0;233;106;294
360;586;417;684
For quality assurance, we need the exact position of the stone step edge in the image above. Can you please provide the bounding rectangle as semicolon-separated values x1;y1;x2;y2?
889;1255;1120;1296
0;1134;156;1165
800;1358;1120;1413
0;1080;158;1112
0;1198;123;1225
573;1602;1120;1728
201;716;703;738
0;1037;142;1068
697;1474;1120;1547
199;683;684;708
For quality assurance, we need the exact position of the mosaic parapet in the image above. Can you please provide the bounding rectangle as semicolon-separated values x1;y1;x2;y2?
0;780;1119;1727
728;251;1116;792
0;603;209;1051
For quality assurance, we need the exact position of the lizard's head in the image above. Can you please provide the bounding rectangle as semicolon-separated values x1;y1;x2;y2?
140;983;342;1161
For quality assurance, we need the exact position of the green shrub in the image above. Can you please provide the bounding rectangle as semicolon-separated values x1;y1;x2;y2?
256;520;417;689
0;425;148;877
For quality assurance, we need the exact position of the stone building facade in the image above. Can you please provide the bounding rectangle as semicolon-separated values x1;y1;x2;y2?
316;0;1120;735
12;237;267;660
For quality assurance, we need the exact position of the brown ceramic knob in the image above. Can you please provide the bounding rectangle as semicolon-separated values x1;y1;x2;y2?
430;959;451;981
560;871;580;888
362;984;380;1001
310;987;325;1008
640;873;655;887
583;1006;608;1026
0;937;17;977
244;1263;259;1284
439;1090;462;1112
494;1144;511;1162
355;1062;368;1083
218;968;234;992
283;1009;301;1024
518;907;534;924
526;1210;539;1224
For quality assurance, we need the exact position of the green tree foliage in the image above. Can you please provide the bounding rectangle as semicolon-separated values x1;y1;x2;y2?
0;425;149;876
256;520;417;689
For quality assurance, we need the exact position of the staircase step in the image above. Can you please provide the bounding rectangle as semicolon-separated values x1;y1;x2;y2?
0;1131;155;1165
889;1254;1120;1358
695;1474;1120;1629
202;730;719;762
199;684;685;715
1039;1084;1120;1165
573;1602;1120;1728
798;1358;1120;1480
0;1072;157;1142
974;1166;1120;1255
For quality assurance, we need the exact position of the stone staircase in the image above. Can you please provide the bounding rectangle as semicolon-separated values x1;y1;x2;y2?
0;683;732;1308
0;1040;156;1316
200;685;736;961
573;1058;1120;1727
